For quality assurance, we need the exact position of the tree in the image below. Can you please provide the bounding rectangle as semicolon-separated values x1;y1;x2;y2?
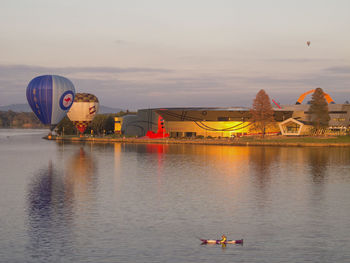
250;89;275;137
308;87;330;131
0;111;44;128
90;114;108;135
56;116;76;135
104;115;115;134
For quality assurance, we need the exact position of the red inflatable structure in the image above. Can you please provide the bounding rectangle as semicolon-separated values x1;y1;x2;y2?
145;116;169;139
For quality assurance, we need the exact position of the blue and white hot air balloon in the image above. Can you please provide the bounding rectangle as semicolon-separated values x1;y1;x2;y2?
26;75;76;131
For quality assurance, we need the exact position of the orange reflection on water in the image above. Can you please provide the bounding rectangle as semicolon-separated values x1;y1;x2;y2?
65;147;96;206
177;145;251;177
113;143;122;195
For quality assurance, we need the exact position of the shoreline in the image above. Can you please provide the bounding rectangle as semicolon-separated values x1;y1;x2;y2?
47;136;350;147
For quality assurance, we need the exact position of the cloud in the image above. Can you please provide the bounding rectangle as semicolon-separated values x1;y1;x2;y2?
0;64;171;106
0;63;349;109
0;63;255;108
0;64;171;75
324;66;350;74
259;58;349;65
114;39;128;45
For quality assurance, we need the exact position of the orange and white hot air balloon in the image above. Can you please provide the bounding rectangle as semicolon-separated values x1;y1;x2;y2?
67;93;99;134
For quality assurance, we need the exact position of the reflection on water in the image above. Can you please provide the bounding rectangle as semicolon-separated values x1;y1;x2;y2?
27;161;74;261
65;147;97;206
146;144;168;180
26;148;97;261
249;147;279;189
308;148;329;183
0;129;348;263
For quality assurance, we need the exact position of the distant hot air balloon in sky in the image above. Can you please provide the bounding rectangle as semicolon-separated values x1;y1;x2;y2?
307;41;311;47
26;75;75;131
67;93;99;134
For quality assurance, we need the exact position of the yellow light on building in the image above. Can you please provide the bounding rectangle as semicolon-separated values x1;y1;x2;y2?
114;117;123;134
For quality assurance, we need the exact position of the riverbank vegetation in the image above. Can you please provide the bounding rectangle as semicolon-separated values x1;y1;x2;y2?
55;111;130;136
0;110;129;133
0;111;45;128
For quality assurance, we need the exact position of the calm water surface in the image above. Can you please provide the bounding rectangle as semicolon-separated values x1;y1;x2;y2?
0;129;350;263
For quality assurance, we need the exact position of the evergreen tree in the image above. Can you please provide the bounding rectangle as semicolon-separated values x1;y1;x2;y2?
250;89;275;137
308;88;330;130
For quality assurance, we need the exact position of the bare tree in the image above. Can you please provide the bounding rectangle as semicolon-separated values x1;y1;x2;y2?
250;89;275;137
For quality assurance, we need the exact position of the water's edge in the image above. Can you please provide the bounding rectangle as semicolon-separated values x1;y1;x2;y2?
47;136;350;147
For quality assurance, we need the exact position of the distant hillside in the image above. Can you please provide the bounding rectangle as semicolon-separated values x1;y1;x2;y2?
99;105;124;114
0;104;124;114
0;104;31;112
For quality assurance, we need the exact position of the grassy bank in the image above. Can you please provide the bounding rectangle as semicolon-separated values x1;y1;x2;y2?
237;135;350;144
48;135;350;147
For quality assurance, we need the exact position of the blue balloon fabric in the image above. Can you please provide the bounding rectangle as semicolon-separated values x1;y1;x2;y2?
26;75;75;130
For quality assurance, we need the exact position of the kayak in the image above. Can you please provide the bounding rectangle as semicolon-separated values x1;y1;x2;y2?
201;239;243;245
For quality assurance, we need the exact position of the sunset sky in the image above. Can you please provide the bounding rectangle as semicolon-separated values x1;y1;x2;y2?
1;0;349;110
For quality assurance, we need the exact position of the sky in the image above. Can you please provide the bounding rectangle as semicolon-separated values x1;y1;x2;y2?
0;0;349;110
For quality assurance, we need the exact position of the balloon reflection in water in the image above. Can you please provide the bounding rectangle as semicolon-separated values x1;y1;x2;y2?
27;149;97;259
64;147;97;204
27;161;74;258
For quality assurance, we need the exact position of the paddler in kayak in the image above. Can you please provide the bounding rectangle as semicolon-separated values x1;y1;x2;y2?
220;234;227;244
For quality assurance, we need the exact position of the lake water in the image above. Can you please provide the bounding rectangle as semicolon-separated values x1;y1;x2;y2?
0;129;350;263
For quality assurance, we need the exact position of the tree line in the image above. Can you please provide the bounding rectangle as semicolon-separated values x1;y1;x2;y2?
0;110;130;136
0;111;45;128
56;111;130;136
250;87;331;136
1;89;333;137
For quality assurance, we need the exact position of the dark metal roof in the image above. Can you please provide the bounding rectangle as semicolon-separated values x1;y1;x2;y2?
142;107;249;111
